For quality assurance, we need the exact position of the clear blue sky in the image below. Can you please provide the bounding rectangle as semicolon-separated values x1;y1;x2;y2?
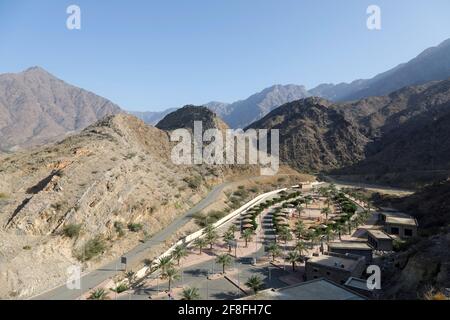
1;0;449;111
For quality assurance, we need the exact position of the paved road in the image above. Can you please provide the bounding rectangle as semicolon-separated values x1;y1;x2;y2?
323;176;414;195
34;182;232;300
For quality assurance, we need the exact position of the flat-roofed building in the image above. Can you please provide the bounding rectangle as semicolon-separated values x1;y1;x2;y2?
305;252;366;285
367;229;393;251
239;278;366;300
379;212;418;239
344;277;374;298
327;241;373;264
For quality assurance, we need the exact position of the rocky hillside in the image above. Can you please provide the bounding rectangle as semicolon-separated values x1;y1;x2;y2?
246;78;450;186
247;97;369;172
0;114;256;299
156;105;229;132
311;38;450;102
373;180;450;299
0;67;123;152
333;79;450;187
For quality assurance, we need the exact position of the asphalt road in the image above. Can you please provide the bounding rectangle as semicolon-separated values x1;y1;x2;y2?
33;182;232;300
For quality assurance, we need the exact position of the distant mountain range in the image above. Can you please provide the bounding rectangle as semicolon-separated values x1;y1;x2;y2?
132;38;450;129
310;38;450;102
1;38;450;155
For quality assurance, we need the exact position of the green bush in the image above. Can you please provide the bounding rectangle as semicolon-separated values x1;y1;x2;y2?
127;223;143;232
183;175;202;189
0;192;7;199
23;245;32;250
77;236;106;261
114;221;125;237
111;283;129;293
63;224;82;238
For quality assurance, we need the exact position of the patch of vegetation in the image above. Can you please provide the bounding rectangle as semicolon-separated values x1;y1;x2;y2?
183;175;202;189
127;223;143;232
76;236;106;262
110;283;129;293
114;221;125;237
0;192;8;199
193;210;227;227
22;245;32;250
63;223;82;238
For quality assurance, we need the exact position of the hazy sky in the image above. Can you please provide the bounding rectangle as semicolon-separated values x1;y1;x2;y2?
1;0;449;111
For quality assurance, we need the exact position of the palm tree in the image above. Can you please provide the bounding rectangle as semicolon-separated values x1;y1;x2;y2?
193;237;207;254
278;227;292;244
294;221;305;239
304;195;313;209
204;224;219;249
162;267;180;291
223;230;235;253
335;223;344;240
216;254;233;274
296;205;304;218
245;275;264;294
171;244;188;266
240;228;254;247
267;242;281;262
181;287;201;300
88;288;108;300
321;207;332;221
228;224;238;234
294;240;307;256
157;256;173;274
285;251;301;271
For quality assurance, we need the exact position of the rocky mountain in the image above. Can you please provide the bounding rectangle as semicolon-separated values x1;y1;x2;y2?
247;97;369;172
246;78;450;187
156;105;229;132
129;108;177;126
203;101;232;118
0;67;123;152
220;84;311;128
311;38;450;102
0;113;257;298
333;79;450;187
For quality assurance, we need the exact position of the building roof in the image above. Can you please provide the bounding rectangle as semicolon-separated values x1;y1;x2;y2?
367;229;392;240
307;253;362;272
345;277;372;292
240;278;366;300
328;241;372;251
381;212;418;226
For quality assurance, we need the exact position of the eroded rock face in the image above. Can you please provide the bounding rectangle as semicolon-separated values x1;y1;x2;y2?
0;114;257;299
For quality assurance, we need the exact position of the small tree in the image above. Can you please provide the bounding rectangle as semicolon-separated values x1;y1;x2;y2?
204;224;219;249
245;275;264;294
193;237;207;254
181;287;201;300
267;243;281;262
278;227;293;244
223;231;235;253
240;228;254;247
294;240;307;256
162;267;180;291
321;207;332;221
216;254;233;274
157;256;173;274
285;251;301;271
88;288;108;300
294;221;305;239
171;244;188;266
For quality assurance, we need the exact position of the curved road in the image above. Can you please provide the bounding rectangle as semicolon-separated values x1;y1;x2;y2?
34;182;232;300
